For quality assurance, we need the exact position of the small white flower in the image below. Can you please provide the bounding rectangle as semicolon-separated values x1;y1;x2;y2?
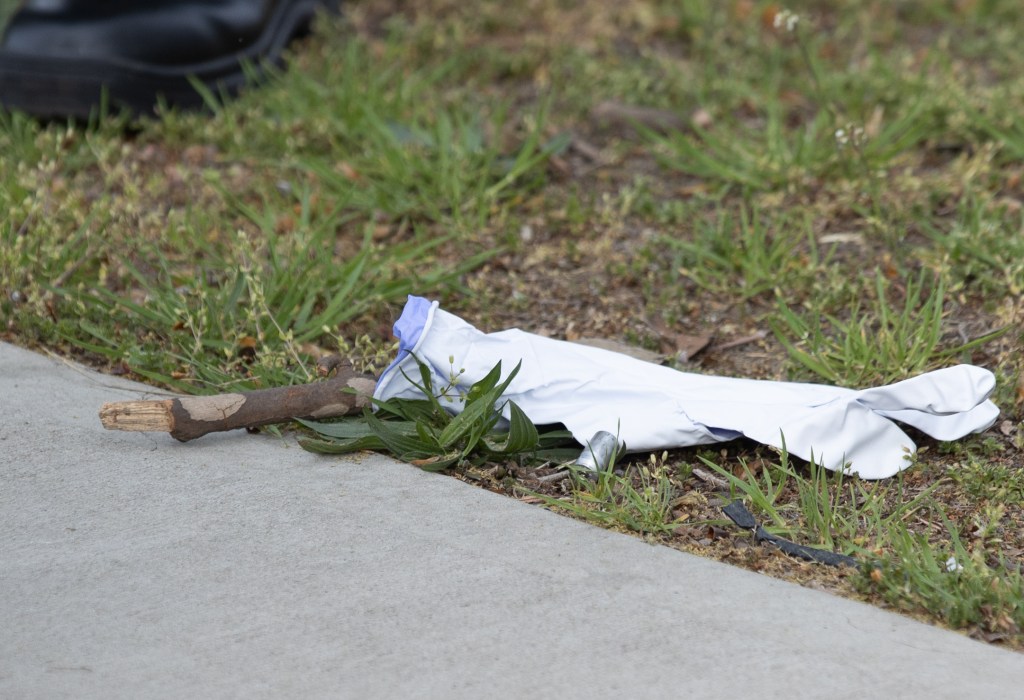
944;556;964;573
773;9;800;32
835;124;867;149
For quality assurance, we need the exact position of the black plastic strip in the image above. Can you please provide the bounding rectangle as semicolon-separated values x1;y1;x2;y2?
722;500;857;568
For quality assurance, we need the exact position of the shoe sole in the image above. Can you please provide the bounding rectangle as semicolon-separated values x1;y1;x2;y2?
0;0;341;119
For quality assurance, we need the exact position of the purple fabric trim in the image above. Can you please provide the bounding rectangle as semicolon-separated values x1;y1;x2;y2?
378;295;432;381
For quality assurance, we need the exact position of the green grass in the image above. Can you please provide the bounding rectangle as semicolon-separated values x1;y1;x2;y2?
0;24;562;391
2;0;1022;646
772;269;1006;386
658;204;818;300
665;445;1021;640
922;195;1024;298
861;517;1024;637
533;452;680;538
697;446;938;554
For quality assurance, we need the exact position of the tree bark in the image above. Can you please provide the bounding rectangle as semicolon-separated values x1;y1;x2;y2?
99;368;377;442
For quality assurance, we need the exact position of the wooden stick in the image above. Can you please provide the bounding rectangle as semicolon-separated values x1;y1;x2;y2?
691;467;730;491
710;330;768;353
99;367;377;442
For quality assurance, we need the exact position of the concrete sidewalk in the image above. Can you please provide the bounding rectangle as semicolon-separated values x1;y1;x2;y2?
1;342;1021;698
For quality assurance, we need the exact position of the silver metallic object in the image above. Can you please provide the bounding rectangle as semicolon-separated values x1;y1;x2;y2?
574;431;624;472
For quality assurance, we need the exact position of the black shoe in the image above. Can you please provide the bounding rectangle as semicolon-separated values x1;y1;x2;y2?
0;0;341;119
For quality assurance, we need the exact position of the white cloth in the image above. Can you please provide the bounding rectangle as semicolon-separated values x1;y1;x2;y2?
374;297;999;479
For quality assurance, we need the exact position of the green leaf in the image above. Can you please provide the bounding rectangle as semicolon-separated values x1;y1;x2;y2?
411;453;463;472
296;417;418;440
416;359;450;417
437;393;493;449
373;398;438;424
415;419;441;449
298;435;387;454
297;359;548;470
365;410;439;459
537;429;577;447
438;361;521;449
484;400;539;455
464;359;504;402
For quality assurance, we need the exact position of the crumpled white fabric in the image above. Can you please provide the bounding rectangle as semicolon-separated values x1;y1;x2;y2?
374;296;999;479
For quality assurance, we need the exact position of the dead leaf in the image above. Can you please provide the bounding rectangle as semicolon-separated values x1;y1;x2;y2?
865;105;885;139
410;456;450;467
675;332;711;361
819;232;865;245
646;316;711;360
880;254;900;280
570;337;664;364
711;331;768;354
